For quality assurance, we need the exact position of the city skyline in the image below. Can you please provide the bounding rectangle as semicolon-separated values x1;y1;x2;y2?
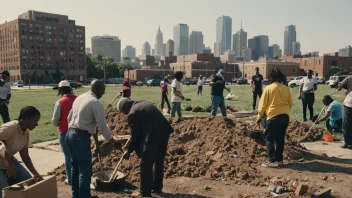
2;0;352;56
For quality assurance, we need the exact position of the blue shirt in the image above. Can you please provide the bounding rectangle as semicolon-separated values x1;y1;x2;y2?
327;101;343;127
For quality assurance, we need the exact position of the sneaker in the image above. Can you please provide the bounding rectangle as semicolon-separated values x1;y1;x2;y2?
277;161;283;166
261;161;278;168
303;118;308;122
341;144;348;149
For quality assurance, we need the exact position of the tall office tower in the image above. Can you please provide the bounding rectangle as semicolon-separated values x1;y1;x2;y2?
283;25;297;56
232;21;247;56
216;16;232;55
189;31;204;54
173;24;189;55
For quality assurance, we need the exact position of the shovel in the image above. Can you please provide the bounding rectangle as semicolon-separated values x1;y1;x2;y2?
97;153;108;181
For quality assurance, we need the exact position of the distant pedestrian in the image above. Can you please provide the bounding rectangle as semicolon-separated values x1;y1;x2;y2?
160;76;171;114
0;71;11;123
298;70;317;122
52;80;77;185
171;72;185;119
256;68;292;168
197;76;205;95
209;69;230;118
122;79;131;98
252;67;263;111
337;76;352;149
315;95;342;133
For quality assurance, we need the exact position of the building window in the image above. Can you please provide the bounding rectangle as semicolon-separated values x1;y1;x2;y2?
319;60;321;65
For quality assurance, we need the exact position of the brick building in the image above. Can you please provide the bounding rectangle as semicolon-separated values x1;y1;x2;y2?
241;59;300;80
124;68;174;81
0;10;86;83
281;54;352;78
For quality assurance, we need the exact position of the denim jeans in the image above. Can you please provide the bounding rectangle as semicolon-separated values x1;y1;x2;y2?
343;106;352;145
263;114;289;162
325;118;342;133
302;93;315;120
0;160;32;197
211;95;226;118
171;102;182;118
0;104;10;124
59;131;71;185
66;130;92;198
161;93;171;112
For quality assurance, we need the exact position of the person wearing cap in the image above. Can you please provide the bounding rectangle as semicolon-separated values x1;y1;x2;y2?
0;71;11;123
197;75;205;95
209;69;230;118
51;80;77;185
160;76;171;114
118;97;174;197
315;95;343;133
66;80;122;198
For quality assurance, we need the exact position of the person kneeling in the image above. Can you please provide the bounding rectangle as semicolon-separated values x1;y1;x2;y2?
315;95;343;133
0;106;43;197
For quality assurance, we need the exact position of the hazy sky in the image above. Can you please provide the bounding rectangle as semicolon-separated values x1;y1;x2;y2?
2;0;352;55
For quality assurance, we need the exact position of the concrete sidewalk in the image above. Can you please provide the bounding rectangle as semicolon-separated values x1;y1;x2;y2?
301;141;352;159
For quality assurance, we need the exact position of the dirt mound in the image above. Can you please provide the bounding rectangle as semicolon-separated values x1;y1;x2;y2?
53;106;323;193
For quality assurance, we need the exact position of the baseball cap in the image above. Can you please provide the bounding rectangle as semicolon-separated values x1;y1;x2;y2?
58;80;70;88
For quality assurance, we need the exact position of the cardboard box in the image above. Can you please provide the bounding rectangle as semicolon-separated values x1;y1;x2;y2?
3;175;57;198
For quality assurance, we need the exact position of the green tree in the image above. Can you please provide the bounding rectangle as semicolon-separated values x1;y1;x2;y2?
329;66;348;76
117;61;134;78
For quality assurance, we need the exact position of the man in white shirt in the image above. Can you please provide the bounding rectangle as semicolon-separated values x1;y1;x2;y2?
0;71;11;123
171;71;185;119
298;70;317;122
66;80;121;198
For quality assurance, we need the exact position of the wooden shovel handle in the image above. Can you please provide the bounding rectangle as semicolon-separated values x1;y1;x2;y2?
109;157;124;182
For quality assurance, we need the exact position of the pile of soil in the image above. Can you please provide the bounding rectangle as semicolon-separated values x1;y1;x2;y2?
53;106;324;196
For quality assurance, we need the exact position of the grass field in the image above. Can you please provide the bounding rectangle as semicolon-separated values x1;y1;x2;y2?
8;84;345;145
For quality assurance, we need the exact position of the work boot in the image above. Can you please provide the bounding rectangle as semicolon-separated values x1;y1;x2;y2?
341;144;348;149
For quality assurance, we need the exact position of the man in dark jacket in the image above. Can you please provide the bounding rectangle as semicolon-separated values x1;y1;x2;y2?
118;97;174;197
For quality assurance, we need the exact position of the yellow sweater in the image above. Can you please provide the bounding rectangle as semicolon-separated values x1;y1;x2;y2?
257;82;292;121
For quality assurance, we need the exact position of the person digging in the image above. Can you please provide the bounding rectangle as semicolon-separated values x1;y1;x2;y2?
118;97;174;197
209;69;230;119
315;95;343;133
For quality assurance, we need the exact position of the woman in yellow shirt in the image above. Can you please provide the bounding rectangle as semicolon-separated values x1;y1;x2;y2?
256;68;292;168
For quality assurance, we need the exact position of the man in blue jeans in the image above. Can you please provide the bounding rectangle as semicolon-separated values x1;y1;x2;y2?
66;80;122;198
209;69;230;118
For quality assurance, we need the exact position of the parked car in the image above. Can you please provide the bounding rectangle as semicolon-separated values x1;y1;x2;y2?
146;79;162;87
231;78;238;84
136;81;143;86
288;76;304;88
327;75;349;88
74;80;83;87
12;81;24;87
237;77;248;85
182;78;197;85
129;80;137;86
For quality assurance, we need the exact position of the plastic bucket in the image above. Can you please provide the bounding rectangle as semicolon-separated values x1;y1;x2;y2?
323;134;334;142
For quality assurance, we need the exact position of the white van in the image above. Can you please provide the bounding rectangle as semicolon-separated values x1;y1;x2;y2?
327;75;349;88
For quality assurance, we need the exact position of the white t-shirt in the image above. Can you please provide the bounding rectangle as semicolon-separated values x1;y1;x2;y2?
171;79;182;102
299;77;317;92
0;82;11;99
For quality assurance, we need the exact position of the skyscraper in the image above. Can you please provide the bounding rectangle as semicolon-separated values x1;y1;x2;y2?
232;21;247;56
142;42;151;56
214;41;222;57
173;24;189;55
166;39;175;56
122;45;136;59
248;35;269;61
189;31;204;54
92;35;121;63
339;46;352;57
268;44;281;58
154;26;164;56
292;42;301;55
284;25;297;56
216;16;232;55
